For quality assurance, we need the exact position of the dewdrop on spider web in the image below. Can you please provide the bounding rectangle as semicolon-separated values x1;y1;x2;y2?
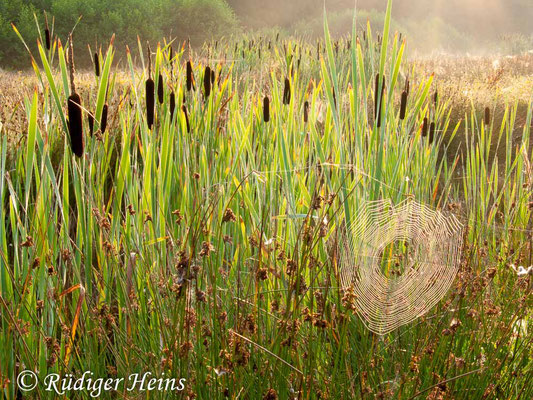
338;199;463;335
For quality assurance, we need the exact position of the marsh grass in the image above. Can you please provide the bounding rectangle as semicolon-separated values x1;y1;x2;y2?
1;1;531;398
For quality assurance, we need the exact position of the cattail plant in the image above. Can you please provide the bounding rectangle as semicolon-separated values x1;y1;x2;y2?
169;91;176;121
101;104;108;134
433;91;438;106
375;74;380;117
422;117;428;137
203;66;212;98
88;113;94;136
263;96;270;122
186;61;193;91
484;107;491;125
45;29;51;50
67;35;83;157
158;73;164;104
44;13;51;51
374;74;385;128
146;77;155;129
182;105;190;133
210;68;215;86
146;45;155;129
400;91;408;120
304;101;309;123
283;78;291;105
429;121;435;143
94;52;100;77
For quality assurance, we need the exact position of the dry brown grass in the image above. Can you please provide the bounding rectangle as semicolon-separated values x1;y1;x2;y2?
1;54;532;145
413;52;533;114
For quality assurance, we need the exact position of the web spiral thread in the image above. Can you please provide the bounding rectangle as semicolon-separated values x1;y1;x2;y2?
339;199;464;335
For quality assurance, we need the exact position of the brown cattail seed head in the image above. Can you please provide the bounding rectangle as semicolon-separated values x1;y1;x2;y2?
182;104;190;133
263;96;270;122
400;91;408;120
88;113;94;136
101;104;108;134
422;117;428;137
45;29;51;50
429;121;436;143
66;35;83;157
146;78;155;129
304;101;309;123
157;73;164;104
375;74;380;118
484;107;491;126
68;93;84;157
169;91;176;121
186;61;193;91
203;66;212;98
283;78;291;105
44;13;51;50
375;74;385;127
94;53;100;77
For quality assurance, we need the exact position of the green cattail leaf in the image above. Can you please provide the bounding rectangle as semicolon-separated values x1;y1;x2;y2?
94;43;114;132
37;42;68;135
24;90;39;209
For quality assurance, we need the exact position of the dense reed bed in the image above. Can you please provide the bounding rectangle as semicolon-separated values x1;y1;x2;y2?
1;2;531;398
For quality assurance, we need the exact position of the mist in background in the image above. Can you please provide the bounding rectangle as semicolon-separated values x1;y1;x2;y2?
1;0;532;68
229;0;533;54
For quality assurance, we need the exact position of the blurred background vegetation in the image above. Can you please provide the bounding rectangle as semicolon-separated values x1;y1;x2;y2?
1;0;532;68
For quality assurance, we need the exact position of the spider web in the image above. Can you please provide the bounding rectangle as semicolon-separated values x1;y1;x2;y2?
339;199;464;335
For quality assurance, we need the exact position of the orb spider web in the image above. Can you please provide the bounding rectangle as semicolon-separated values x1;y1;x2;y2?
338;199;464;335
